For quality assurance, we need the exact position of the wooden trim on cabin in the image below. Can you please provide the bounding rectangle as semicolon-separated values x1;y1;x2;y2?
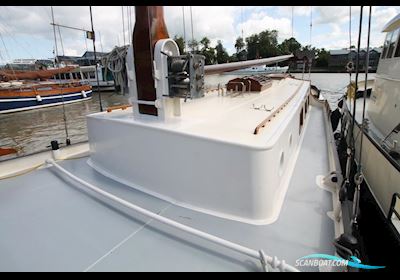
253;83;304;135
106;104;132;113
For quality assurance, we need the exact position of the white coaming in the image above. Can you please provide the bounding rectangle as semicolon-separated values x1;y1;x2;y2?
87;77;310;224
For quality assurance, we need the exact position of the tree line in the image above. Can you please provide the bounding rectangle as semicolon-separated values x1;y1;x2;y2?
173;29;330;67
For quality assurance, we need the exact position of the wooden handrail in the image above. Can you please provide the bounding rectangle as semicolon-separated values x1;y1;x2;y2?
106;104;132;113
253;83;303;135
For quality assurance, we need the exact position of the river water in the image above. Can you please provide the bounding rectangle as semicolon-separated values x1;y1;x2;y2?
0;73;374;160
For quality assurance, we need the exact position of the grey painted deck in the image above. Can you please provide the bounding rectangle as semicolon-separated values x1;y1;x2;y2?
0;105;334;272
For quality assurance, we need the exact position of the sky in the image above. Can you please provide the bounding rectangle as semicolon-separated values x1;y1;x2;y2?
0;6;399;64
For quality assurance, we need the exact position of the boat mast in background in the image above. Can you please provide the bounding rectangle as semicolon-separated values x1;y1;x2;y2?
89;6;103;112
50;6;59;67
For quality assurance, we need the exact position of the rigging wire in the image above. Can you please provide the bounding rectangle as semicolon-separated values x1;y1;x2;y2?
0;12;36;60
0;7;37;57
352;6;372;225
350;6;363;149
348;6;352;113
131;6;134;41
122;6;126;46
358;6;372;169
190;6;195;52
127;6;132;44
349;6;364;226
0;31;17;80
127;6;130;44
241;7;244;40
51;7;59;66
89;6;103;112
51;6;70;146
146;6;155;80
308;6;313;80
340;5;355;192
57;25;65;56
291;6;294;38
84;30;88;52
182;6;187;53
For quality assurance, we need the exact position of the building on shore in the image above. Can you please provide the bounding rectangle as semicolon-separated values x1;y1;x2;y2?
56;51;109;67
291;50;316;72
329;48;382;72
4;59;54;71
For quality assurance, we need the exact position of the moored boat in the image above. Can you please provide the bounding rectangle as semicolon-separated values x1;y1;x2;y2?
332;12;400;269
224;65;289;75
0;80;92;114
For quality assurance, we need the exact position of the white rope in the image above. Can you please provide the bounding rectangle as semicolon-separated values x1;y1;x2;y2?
103;45;129;94
46;158;299;272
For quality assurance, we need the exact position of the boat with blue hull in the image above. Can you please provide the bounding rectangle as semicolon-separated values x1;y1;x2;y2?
0;81;92;114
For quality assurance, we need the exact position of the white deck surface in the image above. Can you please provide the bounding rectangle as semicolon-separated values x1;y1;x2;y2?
0;104;334;272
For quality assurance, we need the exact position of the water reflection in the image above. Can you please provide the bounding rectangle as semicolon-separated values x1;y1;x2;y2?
0;91;130;160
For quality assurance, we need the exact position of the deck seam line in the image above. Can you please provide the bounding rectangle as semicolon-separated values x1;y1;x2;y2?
83;204;172;272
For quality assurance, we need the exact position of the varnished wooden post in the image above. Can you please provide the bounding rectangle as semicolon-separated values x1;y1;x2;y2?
133;6;169;116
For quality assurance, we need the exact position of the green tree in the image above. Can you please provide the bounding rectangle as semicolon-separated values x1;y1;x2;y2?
215;40;229;64
315;48;330;67
199;37;216;65
234;37;247;61
234;37;245;53
245;34;260;60
200;37;211;49
188;39;199;53
278;37;302;55
257;30;279;58
173;35;185;55
245;30;279;59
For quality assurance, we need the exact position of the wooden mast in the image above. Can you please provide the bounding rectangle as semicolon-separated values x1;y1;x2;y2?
133;6;169;116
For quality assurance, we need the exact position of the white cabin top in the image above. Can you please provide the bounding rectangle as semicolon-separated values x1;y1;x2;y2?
90;77;309;150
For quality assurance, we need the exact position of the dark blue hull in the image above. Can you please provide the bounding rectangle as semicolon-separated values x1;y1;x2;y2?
0;91;93;113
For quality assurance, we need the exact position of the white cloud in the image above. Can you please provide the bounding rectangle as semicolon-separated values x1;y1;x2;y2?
314;6;350;25
0;6;398;60
164;6;238;52
277;6;313;17
238;12;292;42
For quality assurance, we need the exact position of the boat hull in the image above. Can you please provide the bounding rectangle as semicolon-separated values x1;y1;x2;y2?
343;106;400;219
0;90;93;114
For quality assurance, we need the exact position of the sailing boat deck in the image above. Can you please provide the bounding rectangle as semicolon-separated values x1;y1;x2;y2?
0;103;335;272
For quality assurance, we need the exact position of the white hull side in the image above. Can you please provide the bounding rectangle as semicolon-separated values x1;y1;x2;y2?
87;79;311;225
351;120;400;217
368;57;400;143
